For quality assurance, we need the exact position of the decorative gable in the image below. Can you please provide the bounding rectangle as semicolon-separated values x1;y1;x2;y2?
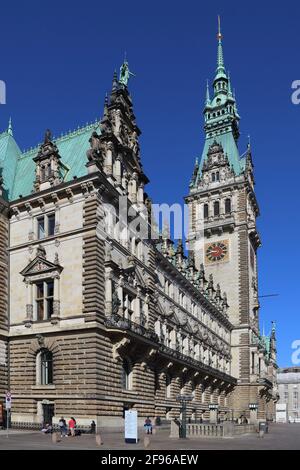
20;246;63;281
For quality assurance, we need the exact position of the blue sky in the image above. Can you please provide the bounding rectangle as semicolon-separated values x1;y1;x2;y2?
0;0;299;367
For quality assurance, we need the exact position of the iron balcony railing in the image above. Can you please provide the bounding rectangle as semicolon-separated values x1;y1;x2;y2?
105;314;236;385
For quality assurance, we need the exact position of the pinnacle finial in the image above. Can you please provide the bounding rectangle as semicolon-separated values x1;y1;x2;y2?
217;15;222;40
205;79;211;105
7;117;13;136
215;15;226;80
112;70;118;91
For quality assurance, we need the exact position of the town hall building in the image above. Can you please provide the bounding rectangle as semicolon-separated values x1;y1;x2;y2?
0;25;278;428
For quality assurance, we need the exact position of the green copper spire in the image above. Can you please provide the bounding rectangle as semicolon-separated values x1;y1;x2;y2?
7;117;13;136
215;16;227;81
191;19;246;188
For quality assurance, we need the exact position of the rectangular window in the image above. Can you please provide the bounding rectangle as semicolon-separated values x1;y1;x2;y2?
35;281;54;321
37;213;56;239
37;217;45;240
36;282;44;321
48;214;56;236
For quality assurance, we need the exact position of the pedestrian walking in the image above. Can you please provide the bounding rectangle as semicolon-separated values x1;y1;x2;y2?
58;417;67;437
90;420;96;434
68;417;76;437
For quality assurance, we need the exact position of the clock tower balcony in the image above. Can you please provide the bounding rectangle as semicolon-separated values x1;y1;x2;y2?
203;215;235;237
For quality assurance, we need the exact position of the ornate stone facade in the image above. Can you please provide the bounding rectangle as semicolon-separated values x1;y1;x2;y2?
0;27;278;428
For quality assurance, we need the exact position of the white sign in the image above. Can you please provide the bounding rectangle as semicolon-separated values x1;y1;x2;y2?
276;403;287;423
5;392;11;410
124;410;138;443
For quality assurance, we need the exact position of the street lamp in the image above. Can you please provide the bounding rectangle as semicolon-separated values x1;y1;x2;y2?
176;395;193;438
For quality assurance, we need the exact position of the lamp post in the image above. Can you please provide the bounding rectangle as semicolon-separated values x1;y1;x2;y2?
176;395;193;438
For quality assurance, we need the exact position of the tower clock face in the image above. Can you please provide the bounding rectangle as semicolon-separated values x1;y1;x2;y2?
205;240;229;264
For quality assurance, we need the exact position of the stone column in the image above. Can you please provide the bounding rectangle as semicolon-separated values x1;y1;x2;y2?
105;142;113;175
209;408;218;424
117;278;124;316
129;173;138;204
105;270;113;315
54;206;60;234
144;294;149;326
25;281;33;324
51;275;60;324
170;328;177;350
249;408;258;425
134;288;141;323
114;156;122;186
137;183;144;204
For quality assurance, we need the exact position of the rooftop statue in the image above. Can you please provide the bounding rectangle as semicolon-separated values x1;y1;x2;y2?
119;60;135;87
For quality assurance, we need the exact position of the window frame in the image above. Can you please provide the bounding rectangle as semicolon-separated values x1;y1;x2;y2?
36;349;53;385
122;358;133;391
34;280;54;321
36;212;56;240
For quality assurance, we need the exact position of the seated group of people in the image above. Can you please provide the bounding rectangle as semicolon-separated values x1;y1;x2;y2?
42;418;96;436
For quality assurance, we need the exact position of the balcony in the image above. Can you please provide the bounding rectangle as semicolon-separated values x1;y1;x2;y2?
204;215;235;236
159;344;236;385
105;314;159;344
105;314;236;386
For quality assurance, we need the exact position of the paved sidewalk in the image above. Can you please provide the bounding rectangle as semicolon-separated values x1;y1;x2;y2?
0;423;299;450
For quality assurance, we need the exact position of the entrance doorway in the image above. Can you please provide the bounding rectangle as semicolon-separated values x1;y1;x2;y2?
42;403;54;426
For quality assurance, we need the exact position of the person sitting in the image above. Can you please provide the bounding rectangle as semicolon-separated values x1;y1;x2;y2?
41;423;52;434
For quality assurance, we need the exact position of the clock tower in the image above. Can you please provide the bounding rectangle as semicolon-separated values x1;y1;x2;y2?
185;20;278;419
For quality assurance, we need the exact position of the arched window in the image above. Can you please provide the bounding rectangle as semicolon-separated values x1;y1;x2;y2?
203;204;209;219
216;171;220;181
214;201;220;216
122;358;133;390
36;349;53;385
212;172;216;182
225;198;231;214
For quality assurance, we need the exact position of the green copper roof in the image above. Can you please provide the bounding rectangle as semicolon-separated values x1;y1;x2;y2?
0;130;21;200
194;131;246;186
0;120;100;201
192;20;247;187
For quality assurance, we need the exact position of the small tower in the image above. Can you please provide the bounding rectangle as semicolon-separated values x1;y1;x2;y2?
98;61;149;203
33;130;64;192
